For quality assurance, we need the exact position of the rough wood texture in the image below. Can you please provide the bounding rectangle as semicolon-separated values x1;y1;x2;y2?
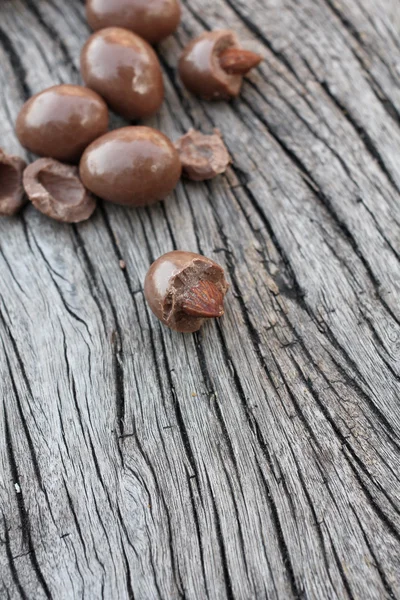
1;0;399;598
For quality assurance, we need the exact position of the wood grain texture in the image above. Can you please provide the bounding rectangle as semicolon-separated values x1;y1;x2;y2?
0;0;399;598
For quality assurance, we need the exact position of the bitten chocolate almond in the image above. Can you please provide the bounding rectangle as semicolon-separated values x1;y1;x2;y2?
23;158;96;223
174;129;231;181
0;149;27;216
86;0;181;45
179;30;262;100
144;250;229;333
16;85;109;163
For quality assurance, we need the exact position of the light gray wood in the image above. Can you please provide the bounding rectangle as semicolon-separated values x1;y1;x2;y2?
0;0;399;598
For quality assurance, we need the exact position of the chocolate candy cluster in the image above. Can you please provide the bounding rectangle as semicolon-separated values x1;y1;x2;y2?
2;1;263;331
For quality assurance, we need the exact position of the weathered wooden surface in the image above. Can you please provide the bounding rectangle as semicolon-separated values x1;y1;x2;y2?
0;0;400;598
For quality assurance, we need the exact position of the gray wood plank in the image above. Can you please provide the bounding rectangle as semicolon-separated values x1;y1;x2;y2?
0;0;399;598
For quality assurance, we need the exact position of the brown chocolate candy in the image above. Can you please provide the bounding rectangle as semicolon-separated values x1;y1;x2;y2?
144;250;229;333
174;129;231;181
23;158;96;223
16;85;109;163
179;30;262;100
80;126;181;207
0;149;27;216
81;27;164;121
86;0;181;45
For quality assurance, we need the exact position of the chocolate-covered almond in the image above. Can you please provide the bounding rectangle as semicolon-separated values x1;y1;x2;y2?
145;251;229;332
179;30;262;100
16;85;109;163
80;126;181;206
174;129;231;181
0;149;27;216
86;0;181;45
24;158;96;223
81;28;164;121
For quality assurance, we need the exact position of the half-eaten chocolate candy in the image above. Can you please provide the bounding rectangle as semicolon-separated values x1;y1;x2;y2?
179;30;262;100
174;129;231;181
23;158;96;223
0;149;27;216
144;250;229;333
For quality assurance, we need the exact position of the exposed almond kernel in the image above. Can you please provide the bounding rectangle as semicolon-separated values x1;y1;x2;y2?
181;280;225;318
144;251;229;333
219;47;262;75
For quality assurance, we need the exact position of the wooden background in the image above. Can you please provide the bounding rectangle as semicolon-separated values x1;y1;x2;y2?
1;0;399;598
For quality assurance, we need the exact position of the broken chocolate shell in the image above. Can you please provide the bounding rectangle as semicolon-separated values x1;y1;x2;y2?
174;129;231;181
23;158;96;223
0;149;27;216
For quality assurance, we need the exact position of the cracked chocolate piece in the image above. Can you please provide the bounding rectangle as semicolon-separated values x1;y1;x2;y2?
179;30;262;100
23;158;96;223
144;250;229;333
0;149;27;216
174;129;231;181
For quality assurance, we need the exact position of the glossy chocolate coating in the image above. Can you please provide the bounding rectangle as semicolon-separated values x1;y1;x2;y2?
16;85;109;164
0;149;27;216
179;30;242;100
80;126;181;207
144;251;229;333
86;0;181;44
174;129;231;181
24;158;96;223
81;27;164;121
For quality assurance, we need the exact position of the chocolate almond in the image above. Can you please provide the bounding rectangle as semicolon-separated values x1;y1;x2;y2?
81;27;164;121
179;30;262;100
16;85;109;163
80;126;181;207
86;0;181;44
144;251;229;333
